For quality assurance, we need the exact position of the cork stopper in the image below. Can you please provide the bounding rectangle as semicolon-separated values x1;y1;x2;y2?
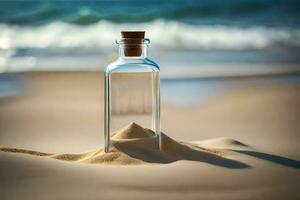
120;31;145;57
121;31;145;39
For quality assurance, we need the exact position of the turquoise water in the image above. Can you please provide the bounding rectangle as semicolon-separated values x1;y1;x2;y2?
0;0;300;73
1;0;300;26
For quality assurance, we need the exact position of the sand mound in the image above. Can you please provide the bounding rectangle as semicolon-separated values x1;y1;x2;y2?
111;122;155;139
0;123;249;167
195;137;251;150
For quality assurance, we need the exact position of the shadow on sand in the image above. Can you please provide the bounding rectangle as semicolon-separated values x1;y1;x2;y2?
113;138;251;169
233;150;300;169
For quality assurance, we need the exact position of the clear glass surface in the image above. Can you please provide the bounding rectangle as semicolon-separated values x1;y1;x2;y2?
104;43;160;152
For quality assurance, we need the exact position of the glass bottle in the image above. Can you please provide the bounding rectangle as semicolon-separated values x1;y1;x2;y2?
104;31;160;152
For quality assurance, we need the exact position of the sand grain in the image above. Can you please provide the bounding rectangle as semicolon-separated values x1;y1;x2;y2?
0;123;246;166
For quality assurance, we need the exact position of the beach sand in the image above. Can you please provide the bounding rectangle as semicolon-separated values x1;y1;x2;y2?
0;71;300;200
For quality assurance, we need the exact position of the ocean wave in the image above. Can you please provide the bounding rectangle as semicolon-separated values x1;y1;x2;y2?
5;3;267;25
1;20;300;52
1;0;300;26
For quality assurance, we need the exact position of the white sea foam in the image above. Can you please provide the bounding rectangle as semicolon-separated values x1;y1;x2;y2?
1;20;300;51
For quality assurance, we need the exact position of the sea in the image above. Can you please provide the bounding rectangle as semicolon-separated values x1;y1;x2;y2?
1;0;300;104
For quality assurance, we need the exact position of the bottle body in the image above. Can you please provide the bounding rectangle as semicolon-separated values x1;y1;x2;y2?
104;50;160;152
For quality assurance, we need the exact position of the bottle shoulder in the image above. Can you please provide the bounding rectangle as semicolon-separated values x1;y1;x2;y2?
105;58;160;74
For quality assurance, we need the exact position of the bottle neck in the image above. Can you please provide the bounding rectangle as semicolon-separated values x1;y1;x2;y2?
118;44;148;59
